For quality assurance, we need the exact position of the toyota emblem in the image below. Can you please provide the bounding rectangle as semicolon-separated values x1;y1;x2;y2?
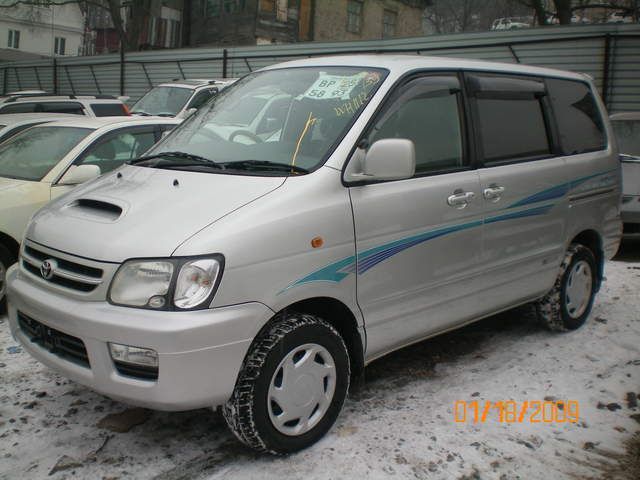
40;259;56;280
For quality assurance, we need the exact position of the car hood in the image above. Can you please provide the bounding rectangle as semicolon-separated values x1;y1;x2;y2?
26;165;286;263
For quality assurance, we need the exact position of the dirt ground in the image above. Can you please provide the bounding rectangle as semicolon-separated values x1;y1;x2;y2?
1;239;639;480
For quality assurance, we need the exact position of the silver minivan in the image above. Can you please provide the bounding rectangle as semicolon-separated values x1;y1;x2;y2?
6;56;622;454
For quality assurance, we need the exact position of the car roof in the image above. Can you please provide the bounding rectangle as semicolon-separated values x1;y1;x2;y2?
1;95;123;104
610;112;640;121
29;116;182;130
260;54;589;82
0;113;80;125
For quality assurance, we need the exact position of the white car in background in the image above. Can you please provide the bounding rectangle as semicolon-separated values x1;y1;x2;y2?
131;78;237;118
611;112;640;236
0;94;130;117
0;113;79;144
0;116;181;312
491;17;531;30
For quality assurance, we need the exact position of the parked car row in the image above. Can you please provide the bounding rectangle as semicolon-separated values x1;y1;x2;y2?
0;77;241;312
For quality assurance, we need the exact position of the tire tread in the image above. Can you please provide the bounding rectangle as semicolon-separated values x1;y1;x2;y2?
222;312;349;454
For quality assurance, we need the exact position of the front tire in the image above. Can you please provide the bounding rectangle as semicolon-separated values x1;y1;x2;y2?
536;244;598;332
223;313;350;454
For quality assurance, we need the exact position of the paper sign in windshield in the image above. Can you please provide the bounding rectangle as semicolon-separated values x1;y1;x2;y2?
302;73;366;100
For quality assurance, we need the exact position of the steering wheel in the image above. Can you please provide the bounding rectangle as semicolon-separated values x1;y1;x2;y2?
229;129;264;144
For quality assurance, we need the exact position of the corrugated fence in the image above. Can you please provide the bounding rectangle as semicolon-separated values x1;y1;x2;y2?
1;23;639;112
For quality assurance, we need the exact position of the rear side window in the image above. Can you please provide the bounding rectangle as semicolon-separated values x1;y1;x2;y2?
0;102;37;113
477;98;550;163
91;103;127;117
546;78;606;155
469;74;551;164
41;102;85;115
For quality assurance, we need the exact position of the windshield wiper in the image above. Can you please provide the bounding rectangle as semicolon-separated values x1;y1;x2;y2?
128;151;223;168
131;110;151;116
220;160;309;174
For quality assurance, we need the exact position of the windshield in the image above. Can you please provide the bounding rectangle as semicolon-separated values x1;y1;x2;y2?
612;119;640;157
0;126;92;181
143;66;386;174
131;86;193;116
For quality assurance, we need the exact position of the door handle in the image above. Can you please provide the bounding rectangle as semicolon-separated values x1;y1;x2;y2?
483;185;505;202
447;190;475;209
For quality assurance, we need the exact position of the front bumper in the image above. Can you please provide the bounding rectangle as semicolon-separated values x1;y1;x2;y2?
6;264;274;410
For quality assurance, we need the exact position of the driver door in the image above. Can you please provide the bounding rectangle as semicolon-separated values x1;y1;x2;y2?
349;74;485;358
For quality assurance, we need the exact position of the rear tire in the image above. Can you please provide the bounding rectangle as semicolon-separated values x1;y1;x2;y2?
223;313;350;454
535;244;597;332
0;243;16;315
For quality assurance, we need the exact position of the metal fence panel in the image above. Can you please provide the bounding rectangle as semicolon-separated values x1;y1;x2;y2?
1;23;638;112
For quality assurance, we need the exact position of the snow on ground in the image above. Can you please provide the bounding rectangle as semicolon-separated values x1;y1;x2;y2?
1;240;639;480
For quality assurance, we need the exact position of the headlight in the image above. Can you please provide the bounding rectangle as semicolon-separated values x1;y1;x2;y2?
108;256;224;310
174;258;221;309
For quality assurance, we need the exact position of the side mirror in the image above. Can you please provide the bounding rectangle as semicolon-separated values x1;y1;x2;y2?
344;138;415;183
58;164;101;185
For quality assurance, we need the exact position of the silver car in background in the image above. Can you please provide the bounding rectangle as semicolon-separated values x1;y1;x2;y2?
611;112;640;236
6;56;622;454
130;78;236;118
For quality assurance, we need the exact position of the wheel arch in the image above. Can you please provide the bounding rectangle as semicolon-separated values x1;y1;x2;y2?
0;231;19;260
569;229;604;291
266;297;365;378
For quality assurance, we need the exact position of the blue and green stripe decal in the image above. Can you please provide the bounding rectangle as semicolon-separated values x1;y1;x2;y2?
280;170;616;293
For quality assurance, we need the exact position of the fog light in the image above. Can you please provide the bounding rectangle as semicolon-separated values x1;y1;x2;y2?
109;343;158;367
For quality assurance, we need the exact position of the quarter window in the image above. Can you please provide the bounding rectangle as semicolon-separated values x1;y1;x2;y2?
546;78;606;155
91;103;128;117
369;76;465;175
0;102;36;114
41;102;85;115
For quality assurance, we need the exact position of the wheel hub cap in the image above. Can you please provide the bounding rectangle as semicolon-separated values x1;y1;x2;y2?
565;260;593;319
268;343;336;436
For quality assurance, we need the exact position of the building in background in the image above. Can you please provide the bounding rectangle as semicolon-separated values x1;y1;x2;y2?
0;2;84;60
84;0;184;55
313;0;426;42
189;0;427;47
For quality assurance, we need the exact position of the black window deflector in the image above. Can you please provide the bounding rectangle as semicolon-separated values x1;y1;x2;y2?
372;76;461;134
467;74;547;99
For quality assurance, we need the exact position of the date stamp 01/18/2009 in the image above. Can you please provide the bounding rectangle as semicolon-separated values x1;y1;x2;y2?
454;400;580;424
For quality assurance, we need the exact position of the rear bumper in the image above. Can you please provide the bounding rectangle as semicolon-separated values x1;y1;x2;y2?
7;264;274;410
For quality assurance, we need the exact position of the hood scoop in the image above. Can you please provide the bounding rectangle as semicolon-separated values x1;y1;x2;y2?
66;198;124;222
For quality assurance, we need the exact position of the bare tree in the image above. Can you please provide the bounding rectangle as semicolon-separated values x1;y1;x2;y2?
0;0;152;51
517;0;638;25
424;0;532;33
